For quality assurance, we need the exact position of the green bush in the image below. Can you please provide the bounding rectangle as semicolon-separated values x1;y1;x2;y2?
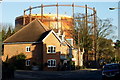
7;53;26;70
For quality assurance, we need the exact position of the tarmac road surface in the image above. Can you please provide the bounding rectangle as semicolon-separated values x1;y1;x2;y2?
14;69;102;80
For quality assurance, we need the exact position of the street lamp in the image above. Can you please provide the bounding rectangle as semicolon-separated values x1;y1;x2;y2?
109;8;116;10
109;7;120;40
109;7;120;63
109;7;120;10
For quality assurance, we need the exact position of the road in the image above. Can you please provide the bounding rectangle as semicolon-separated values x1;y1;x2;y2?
14;69;102;80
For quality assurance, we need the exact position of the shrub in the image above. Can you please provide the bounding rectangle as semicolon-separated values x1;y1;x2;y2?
7;53;26;70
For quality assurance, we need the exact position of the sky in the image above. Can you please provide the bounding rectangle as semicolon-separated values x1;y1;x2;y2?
1;0;120;2
0;1;119;41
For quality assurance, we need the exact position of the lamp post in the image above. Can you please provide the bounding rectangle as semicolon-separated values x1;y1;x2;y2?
109;7;120;62
109;7;120;40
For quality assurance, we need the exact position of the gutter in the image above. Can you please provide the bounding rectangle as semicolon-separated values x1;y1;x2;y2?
3;42;41;44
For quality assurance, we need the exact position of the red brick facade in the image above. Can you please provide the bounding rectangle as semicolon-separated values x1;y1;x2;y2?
3;30;64;71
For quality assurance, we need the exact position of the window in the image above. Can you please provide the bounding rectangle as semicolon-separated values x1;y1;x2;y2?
66;39;73;46
26;60;30;66
26;46;30;52
48;46;56;53
47;59;56;67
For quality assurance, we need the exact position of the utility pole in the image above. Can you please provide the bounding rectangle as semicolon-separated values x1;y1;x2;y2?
85;5;88;62
78;29;80;66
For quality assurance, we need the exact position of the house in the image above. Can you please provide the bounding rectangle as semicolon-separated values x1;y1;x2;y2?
2;19;72;71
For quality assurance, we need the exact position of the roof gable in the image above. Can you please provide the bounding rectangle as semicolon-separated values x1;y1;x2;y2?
42;30;62;43
4;19;50;43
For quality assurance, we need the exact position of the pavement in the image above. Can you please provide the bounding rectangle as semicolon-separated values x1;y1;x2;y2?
80;68;101;71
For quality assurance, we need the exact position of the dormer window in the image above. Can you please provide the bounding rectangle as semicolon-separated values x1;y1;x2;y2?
48;45;56;53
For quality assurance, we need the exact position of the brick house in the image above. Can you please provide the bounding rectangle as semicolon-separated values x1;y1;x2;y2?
2;19;71;71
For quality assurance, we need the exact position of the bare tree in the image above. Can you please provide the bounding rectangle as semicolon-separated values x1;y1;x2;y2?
73;13;117;66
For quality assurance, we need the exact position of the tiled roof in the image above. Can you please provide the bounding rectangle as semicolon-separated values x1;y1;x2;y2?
4;19;50;43
37;30;51;41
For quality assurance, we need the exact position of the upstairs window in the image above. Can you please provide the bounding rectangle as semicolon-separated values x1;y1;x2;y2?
48;46;56;53
26;46;31;52
47;59;56;67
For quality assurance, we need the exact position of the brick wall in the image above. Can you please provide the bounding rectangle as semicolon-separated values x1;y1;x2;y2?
2;43;43;64
42;32;61;71
2;31;70;71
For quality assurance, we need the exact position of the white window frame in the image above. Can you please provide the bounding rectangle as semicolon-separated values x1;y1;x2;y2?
26;60;30;66
47;45;56;53
26;46;31;52
47;59;56;67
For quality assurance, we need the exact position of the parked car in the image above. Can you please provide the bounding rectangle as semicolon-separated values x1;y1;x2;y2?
102;63;120;80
